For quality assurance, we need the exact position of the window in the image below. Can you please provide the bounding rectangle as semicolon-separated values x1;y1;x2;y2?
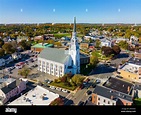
108;101;110;104
98;102;100;105
128;75;130;77
98;98;100;100
103;99;106;103
112;103;114;105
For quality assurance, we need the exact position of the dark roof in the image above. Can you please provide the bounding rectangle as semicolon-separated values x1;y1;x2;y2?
1;80;21;94
93;85;133;102
80;53;90;59
128;57;141;65
103;77;133;94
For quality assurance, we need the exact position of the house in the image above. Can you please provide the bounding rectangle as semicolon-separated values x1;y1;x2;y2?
31;43;54;52
0;77;26;105
92;77;134;106
100;39;112;47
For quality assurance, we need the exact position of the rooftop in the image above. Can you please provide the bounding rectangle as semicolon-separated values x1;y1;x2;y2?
38;47;70;64
103;77;134;94
1;79;21;94
120;63;140;74
0;77;15;89
8;85;59;105
93;85;133;102
31;43;53;48
128;57;141;66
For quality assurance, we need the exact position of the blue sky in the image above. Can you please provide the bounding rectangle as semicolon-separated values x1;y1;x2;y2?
0;0;141;24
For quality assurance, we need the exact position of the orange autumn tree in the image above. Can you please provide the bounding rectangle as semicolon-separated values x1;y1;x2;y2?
49;97;64;106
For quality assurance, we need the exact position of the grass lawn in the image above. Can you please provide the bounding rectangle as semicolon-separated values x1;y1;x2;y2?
133;98;141;105
50;82;77;91
92;50;110;61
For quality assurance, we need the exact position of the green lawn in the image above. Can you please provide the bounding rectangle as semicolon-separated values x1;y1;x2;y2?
50;82;76;91
133;98;141;105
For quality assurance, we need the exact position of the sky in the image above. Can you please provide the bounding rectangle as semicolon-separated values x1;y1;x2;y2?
0;0;141;24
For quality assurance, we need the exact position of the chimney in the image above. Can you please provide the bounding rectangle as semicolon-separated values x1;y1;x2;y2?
127;86;130;93
111;95;113;100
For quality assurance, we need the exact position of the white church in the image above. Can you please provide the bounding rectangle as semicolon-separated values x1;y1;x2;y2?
38;17;80;77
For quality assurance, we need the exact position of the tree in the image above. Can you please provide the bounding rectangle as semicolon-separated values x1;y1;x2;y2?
0;48;5;57
90;55;99;67
118;40;129;50
95;39;101;48
112;45;121;55
101;46;115;57
0;39;4;48
18;66;30;78
71;74;85;86
18;40;31;50
2;43;16;54
49;97;64;105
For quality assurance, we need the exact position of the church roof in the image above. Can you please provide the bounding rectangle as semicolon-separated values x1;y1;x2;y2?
38;48;70;64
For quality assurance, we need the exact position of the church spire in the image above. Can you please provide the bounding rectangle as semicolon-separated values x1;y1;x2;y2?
73;17;76;32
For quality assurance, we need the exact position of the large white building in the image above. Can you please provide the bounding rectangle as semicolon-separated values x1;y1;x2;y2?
8;85;59;105
38;17;80;77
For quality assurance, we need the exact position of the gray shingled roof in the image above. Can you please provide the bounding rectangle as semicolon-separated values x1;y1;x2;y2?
38;48;70;64
93;85;133;102
1;80;21;94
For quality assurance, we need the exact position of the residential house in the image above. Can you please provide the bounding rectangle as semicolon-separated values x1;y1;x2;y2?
92;77;134;106
0;77;26;105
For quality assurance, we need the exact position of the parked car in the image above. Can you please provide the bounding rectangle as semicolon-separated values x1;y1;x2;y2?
78;101;84;106
62;89;69;93
88;96;92;101
56;87;62;91
50;86;56;90
95;79;101;84
86;90;92;95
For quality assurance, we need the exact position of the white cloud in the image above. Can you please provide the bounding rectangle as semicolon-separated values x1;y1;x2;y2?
20;9;23;12
53;9;55;12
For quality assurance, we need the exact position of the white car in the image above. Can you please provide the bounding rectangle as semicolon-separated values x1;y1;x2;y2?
56;87;62;91
62;89;68;93
50;86;56;90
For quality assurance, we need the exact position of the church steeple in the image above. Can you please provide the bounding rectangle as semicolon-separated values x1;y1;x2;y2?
73;17;76;32
69;17;80;74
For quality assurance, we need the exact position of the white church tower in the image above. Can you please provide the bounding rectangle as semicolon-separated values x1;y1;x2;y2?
69;17;80;74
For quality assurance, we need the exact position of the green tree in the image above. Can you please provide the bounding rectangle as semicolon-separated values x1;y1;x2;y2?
2;43;16;54
0;39;4;48
90;55;99;67
95;39;101;48
0;48;5;57
18;66;30;78
71;74;85;86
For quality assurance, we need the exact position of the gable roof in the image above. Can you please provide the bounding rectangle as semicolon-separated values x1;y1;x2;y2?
93;85;133;102
1;80;21;94
38;47;70;64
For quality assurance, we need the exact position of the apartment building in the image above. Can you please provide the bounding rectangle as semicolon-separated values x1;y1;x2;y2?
117;57;141;83
92;77;134;106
